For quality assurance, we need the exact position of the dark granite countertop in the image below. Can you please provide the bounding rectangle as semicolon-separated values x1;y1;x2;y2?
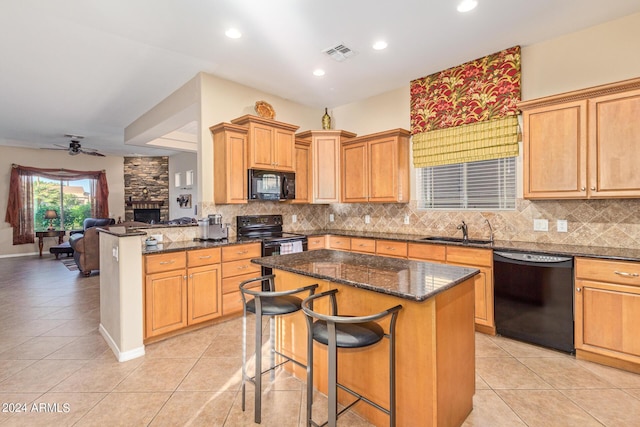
299;229;640;262
141;238;262;255
252;249;479;302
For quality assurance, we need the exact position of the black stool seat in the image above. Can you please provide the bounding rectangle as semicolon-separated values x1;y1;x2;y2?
302;289;402;427
245;295;302;316
311;320;385;348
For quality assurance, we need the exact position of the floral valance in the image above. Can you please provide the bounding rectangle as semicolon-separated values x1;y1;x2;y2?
410;46;521;167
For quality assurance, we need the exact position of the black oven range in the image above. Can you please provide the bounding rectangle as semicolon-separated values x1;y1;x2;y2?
236;214;308;279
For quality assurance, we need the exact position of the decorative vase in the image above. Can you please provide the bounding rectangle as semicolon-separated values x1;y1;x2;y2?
322;108;331;130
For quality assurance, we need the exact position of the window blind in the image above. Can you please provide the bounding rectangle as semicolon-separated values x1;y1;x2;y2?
412;116;519;168
417;157;516;210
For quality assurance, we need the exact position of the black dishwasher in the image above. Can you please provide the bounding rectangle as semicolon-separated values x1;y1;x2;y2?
493;251;574;353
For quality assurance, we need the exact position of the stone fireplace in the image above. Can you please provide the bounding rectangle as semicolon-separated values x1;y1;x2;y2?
124;157;169;222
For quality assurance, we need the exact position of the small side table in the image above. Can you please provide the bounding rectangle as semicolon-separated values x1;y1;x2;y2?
35;230;65;257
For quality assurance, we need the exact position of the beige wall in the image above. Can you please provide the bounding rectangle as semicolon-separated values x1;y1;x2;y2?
0;147;125;257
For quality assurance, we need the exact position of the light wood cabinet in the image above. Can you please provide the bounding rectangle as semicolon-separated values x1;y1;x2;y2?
408;243;494;333
407;243;446;262
292;138;311;203
520;78;640;199
296;129;357;204
221;243;262;316
350;237;376;254
231;115;299;172
144;249;223;339
144;252;188;338
187;248;222;325
307;235;326;251
575;257;640;373
328;235;351;251
341;129;410;203
211;123;248;204
375;239;407;258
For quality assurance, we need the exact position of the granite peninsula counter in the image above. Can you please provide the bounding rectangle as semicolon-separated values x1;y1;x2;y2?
254;249;479;427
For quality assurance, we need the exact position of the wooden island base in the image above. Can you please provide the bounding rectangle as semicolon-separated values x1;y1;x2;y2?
273;269;476;427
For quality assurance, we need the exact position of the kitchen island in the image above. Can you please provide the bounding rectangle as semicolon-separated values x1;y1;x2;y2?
253;249;480;427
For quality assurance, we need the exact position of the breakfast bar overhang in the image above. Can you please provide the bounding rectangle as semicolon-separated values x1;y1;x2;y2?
253;249;480;427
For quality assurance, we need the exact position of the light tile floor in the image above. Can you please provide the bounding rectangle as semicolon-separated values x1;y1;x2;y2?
1;255;640;426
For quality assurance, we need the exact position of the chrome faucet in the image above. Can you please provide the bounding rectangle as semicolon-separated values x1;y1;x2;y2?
485;218;494;244
457;221;468;242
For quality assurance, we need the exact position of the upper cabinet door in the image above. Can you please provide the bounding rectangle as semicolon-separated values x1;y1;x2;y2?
522;101;588;199
274;127;295;171
369;137;399;202
231;115;299;172
340;129;410;203
341;141;369;203
520;77;640;200
588;89;640;198
250;123;276;169
211;123;248;204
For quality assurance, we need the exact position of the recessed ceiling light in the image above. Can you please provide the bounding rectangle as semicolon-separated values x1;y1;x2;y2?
372;41;388;50
313;69;325;77
225;28;242;39
457;0;478;12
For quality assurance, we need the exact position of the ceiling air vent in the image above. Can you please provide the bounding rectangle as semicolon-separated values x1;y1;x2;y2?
323;44;357;62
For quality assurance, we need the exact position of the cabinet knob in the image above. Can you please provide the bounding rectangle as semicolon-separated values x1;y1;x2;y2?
590;186;596;191
581;187;586;191
576;287;581;292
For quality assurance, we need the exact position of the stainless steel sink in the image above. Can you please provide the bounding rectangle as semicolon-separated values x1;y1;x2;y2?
420;236;492;245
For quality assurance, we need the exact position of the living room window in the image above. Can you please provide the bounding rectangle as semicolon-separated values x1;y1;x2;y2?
33;177;94;231
416;157;516;210
5;164;109;245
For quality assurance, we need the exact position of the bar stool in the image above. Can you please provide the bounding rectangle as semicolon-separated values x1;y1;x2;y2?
301;289;402;427
240;274;318;424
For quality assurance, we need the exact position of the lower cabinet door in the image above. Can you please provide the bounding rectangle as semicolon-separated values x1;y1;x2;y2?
188;264;222;325
145;270;187;338
576;279;640;360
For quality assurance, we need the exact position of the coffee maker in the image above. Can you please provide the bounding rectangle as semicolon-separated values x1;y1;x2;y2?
197;214;229;241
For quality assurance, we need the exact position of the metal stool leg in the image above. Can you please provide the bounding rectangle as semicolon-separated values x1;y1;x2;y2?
327;322;338;427
305;315;314;427
242;307;247;412
254;305;263;423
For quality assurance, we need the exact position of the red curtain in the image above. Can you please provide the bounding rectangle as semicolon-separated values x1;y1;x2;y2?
5;164;109;245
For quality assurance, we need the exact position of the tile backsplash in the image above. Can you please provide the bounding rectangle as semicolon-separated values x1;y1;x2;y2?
200;198;640;249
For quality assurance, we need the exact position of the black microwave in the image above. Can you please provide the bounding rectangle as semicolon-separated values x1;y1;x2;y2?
248;169;296;201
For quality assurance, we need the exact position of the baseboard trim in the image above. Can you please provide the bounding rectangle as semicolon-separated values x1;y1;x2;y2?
99;323;145;362
0;252;39;259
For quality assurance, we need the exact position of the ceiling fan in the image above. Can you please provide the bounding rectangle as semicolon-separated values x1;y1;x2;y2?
50;134;105;157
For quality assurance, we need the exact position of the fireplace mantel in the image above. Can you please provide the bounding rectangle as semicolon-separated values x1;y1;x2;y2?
126;200;165;208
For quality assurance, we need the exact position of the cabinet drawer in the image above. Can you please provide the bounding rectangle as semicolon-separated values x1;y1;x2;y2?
222;259;261;279
576;257;640;287
187;247;221;267
407;243;446;262
222;272;263;295
307;235;327;250
351;238;375;254
376;240;408;258
145;252;187;274
222;243;261;262
328;236;351;251
446;247;492;267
